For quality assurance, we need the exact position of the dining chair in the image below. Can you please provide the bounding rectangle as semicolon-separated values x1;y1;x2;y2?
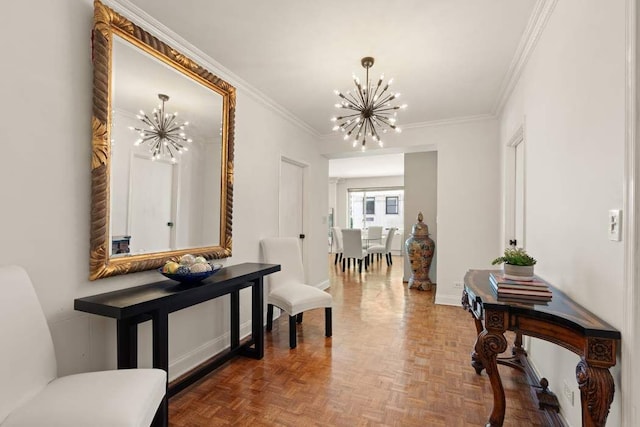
0;265;167;427
367;227;397;266
260;238;332;349
341;229;369;273
366;226;383;245
364;226;383;263
331;226;343;265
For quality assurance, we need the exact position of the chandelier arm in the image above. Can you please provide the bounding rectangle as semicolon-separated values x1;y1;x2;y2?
138;115;156;127
140;134;163;144
372;93;396;109
336;112;363;122
373;116;397;130
370;80;383;104
164;135;185;148
374;106;401;113
344;91;363;107
355;80;367;107
344;120;361;135
164;114;178;130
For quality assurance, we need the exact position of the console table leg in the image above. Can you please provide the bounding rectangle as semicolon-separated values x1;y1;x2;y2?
475;329;508;427
116;319;138;369
230;290;240;348
576;359;615;427
152;309;169;371
252;278;264;359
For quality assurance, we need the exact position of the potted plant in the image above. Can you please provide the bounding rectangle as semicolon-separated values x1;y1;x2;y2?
491;247;537;281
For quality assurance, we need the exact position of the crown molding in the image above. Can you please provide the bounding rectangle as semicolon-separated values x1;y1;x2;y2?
102;0;320;138
492;0;558;116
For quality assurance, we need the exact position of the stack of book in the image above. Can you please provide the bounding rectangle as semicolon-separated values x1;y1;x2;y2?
489;272;552;302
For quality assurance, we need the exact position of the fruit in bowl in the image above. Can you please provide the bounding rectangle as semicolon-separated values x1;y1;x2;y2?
159;254;222;284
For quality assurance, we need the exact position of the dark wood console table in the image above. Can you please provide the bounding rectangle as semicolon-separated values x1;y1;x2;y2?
461;270;620;427
74;262;280;425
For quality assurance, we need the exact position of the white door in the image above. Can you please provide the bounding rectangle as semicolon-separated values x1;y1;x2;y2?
279;158;305;246
506;126;525;249
129;156;174;254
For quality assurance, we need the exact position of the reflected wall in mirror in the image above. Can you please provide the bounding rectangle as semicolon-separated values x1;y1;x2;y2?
90;0;235;280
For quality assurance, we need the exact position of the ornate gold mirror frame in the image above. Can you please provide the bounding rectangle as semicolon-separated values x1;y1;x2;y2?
90;0;235;280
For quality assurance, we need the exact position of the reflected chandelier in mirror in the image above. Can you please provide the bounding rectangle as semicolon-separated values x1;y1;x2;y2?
90;0;235;280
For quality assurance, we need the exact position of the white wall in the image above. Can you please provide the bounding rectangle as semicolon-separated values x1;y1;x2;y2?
499;1;626;425
1;0;328;381
404;152;438;283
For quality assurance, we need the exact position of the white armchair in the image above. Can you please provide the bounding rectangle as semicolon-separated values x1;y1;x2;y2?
261;238;333;349
0;265;166;427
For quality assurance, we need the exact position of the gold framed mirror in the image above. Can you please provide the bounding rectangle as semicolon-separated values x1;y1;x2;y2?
90;0;235;280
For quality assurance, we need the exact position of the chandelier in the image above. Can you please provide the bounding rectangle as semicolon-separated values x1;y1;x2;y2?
131;94;192;162
331;57;406;150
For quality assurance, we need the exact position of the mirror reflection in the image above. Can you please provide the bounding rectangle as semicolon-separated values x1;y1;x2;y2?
110;35;223;257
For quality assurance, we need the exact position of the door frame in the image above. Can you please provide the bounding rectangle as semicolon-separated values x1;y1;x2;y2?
622;0;638;424
278;155;309;267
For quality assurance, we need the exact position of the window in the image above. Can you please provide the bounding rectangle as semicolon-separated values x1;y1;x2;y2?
365;197;375;215
386;196;399;214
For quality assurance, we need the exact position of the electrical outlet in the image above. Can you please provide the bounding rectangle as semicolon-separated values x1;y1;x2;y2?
563;380;575;407
609;209;622;241
453;282;463;289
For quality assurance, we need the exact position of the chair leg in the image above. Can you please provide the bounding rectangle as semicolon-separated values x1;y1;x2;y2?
342;258;346;272
296;312;303;323
151;395;168;427
325;307;332;337
334;253;339;265
359;259;363;273
289;315;297;349
389;253;393;265
266;304;274;331
339;253;343;262
348;258;351;269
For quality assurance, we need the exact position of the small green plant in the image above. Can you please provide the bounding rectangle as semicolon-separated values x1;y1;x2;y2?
491;247;537;266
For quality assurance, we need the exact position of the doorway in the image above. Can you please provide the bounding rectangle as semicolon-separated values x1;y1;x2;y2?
279;157;307;257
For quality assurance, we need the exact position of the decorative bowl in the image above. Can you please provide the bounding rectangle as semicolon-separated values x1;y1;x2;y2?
159;263;223;284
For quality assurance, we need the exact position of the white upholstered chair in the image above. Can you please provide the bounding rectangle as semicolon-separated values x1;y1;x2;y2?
365;226;383;246
341;229;368;273
331;226;343;265
260;238;332;349
367;227;397;266
0;265;167;427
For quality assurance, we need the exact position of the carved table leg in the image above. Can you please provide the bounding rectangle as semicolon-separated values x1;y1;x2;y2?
475;328;508;427
576;359;615;427
471;317;485;374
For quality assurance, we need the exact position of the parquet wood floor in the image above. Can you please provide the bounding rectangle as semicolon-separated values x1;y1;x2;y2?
169;256;550;426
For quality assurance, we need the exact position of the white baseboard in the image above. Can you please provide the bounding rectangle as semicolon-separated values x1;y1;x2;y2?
168;319;252;381
434;293;462;306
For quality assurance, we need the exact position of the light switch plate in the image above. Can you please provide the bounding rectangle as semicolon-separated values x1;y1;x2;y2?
609;209;622;241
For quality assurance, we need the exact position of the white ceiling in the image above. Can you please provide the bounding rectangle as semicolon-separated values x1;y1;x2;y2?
121;0;538;175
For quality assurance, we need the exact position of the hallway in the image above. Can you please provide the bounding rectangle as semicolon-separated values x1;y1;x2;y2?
169;256;549;426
